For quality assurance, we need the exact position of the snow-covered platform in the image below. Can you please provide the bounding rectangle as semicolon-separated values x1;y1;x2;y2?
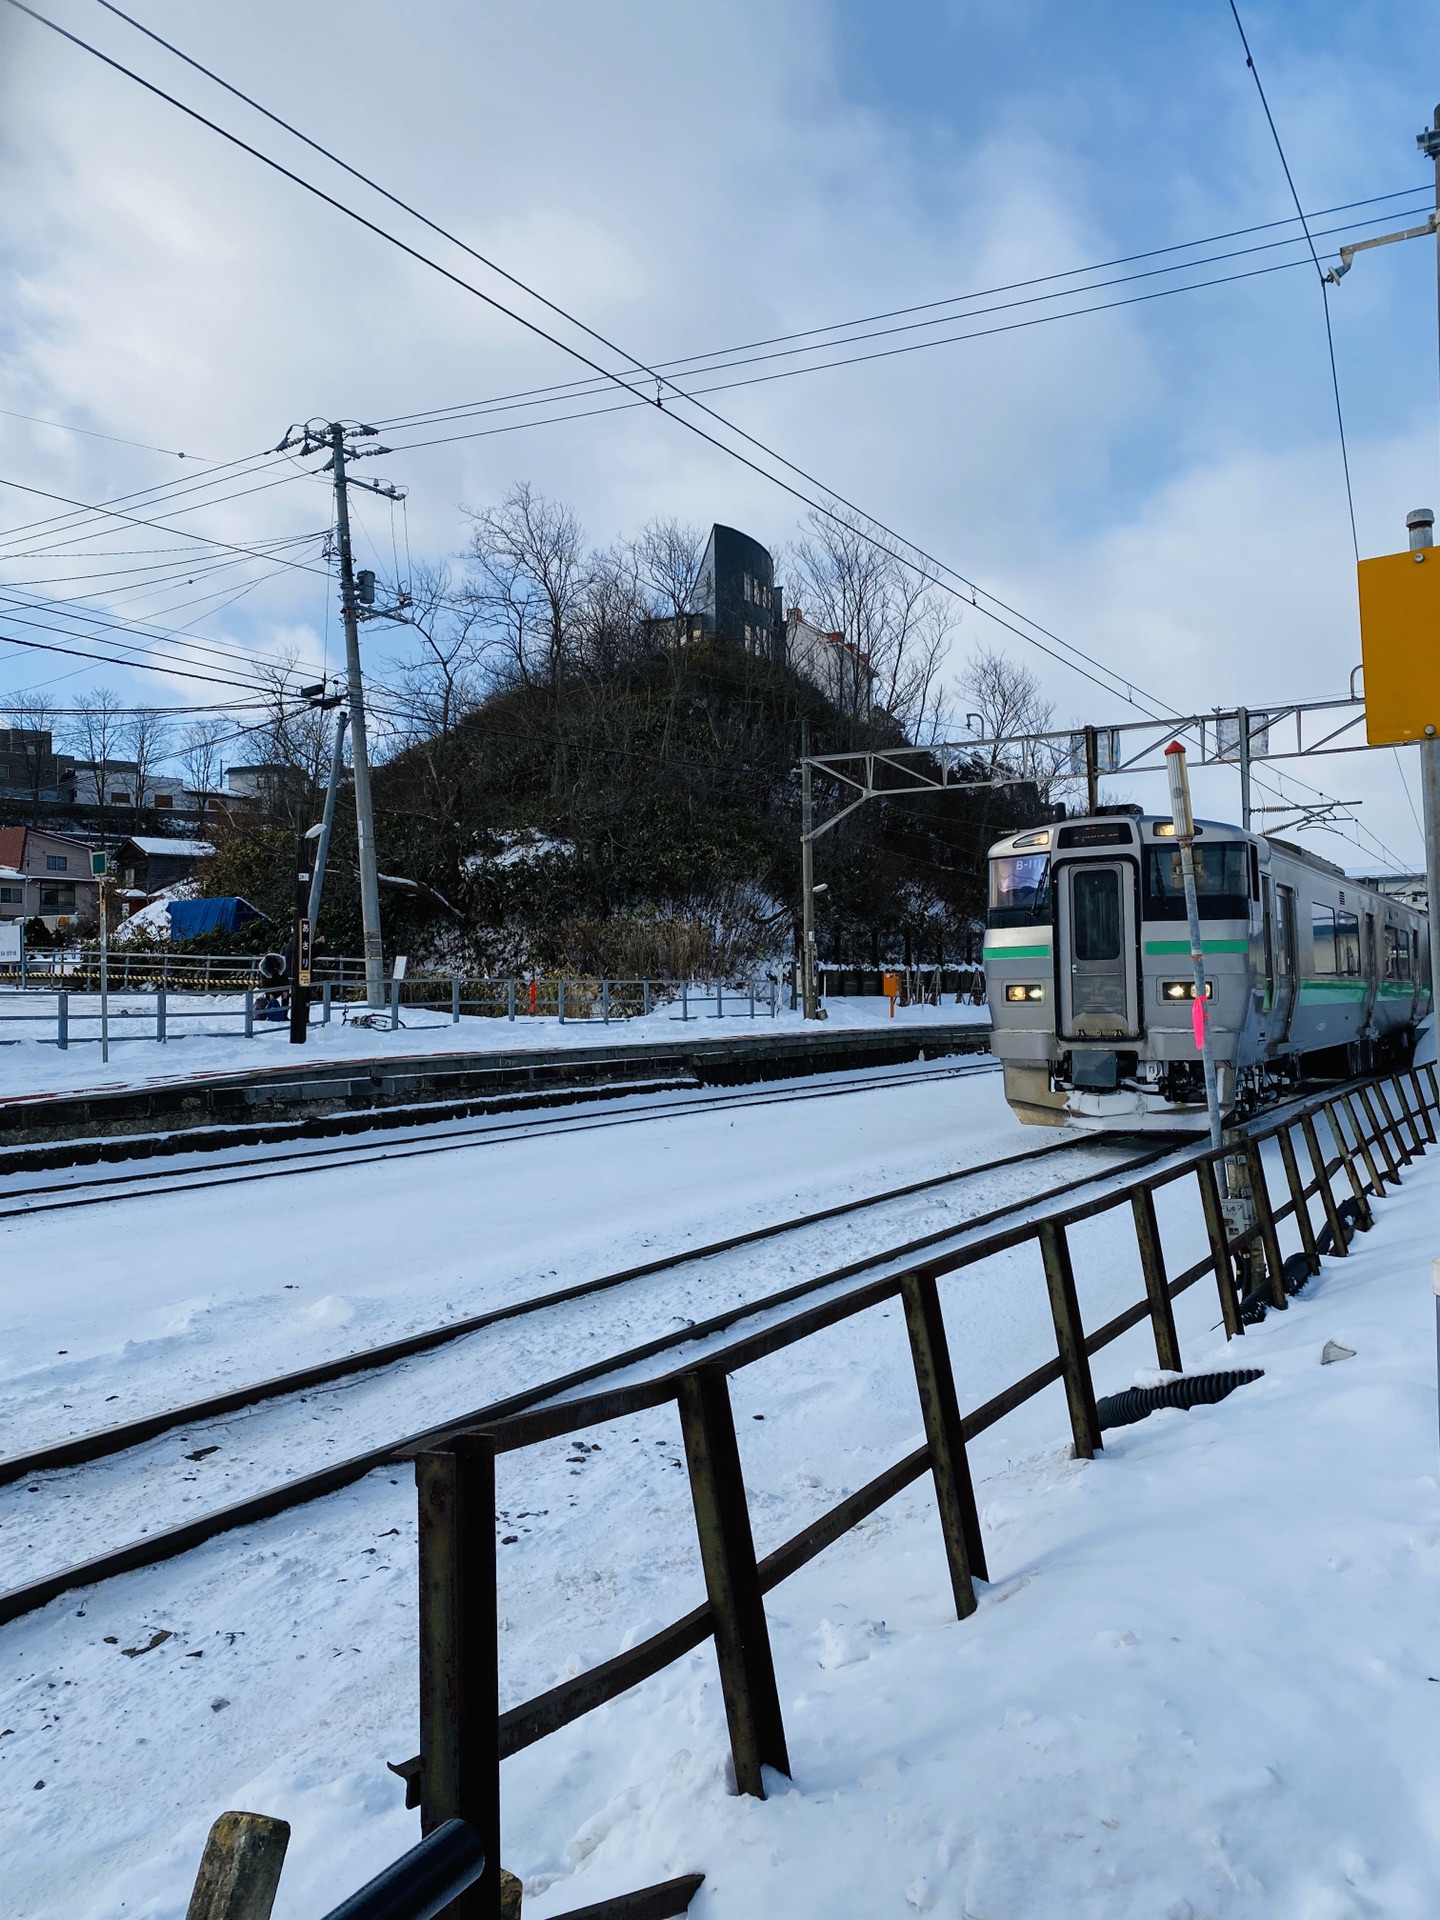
0;997;991;1149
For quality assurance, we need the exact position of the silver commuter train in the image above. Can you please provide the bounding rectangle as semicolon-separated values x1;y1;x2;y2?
984;809;1430;1130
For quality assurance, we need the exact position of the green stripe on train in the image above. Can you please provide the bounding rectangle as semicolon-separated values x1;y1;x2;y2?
982;943;1051;960
1297;981;1369;1001
1143;939;1248;955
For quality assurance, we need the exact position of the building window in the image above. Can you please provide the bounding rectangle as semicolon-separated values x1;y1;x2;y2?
110;791;131;805
39;884;76;911
45;854;68;872
0;886;20;904
154;792;173;809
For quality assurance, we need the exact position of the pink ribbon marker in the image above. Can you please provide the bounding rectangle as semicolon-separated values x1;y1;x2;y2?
1191;995;1207;1051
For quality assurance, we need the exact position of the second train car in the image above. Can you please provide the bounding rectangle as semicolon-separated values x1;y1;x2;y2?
984;808;1429;1130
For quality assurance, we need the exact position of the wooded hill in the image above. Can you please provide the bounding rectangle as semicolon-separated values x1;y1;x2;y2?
199;491;1052;975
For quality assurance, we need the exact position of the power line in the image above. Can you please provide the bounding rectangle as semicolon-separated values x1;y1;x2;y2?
371;198;1431;439
0;406;214;460
9;0;1185;717
0;447;285;548
30;0;1399;857
1226;0;1359;563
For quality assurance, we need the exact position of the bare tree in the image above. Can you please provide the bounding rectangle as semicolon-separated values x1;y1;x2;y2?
126;710;171;811
959;646;1065;797
240;653;334;823
392;562;491;745
178;717;229;818
464;482;586;699
67;688;126;836
792;508;952;741
630;516;705;621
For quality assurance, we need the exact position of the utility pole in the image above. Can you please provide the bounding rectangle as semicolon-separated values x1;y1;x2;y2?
800;718;818;1021
276;421;406;1011
290;831;312;1046
329;423;384;1009
308;707;348;927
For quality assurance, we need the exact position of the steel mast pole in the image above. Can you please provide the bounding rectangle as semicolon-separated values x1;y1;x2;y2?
330;424;385;1008
1420;104;1440;1017
307;708;349;927
800;718;818;1021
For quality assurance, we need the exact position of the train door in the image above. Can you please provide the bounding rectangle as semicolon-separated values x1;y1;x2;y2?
1364;912;1379;1027
1269;883;1297;1040
1057;860;1140;1039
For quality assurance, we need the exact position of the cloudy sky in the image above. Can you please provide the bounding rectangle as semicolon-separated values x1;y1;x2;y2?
1;0;1438;868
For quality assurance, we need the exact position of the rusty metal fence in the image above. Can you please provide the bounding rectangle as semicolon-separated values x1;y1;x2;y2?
379;1064;1437;1917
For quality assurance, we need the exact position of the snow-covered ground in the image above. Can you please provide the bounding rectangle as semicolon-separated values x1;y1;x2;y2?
0;992;986;1103
4;1067;1438;1918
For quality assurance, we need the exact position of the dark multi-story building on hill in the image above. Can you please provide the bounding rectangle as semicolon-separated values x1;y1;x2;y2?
692;524;785;660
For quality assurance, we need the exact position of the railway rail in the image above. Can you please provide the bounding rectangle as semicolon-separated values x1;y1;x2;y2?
0;1056;998;1218
0;1124;1169;1625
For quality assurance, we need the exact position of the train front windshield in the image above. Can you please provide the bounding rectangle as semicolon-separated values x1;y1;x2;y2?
989;853;1051;925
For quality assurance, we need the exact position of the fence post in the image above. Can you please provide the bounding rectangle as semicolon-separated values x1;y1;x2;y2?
57;991;67;1050
452;978;461;1024
244;988;254;1039
322;983;332;1025
1129;1186;1181;1372
715;982;723;1020
183;1810;291;1920
1408;1067;1437;1144
900;1268;986;1612
643;980;651;1018
602;980;610;1025
1301;1111;1349;1253
676;1366;789;1798
1244;1138;1288;1311
557;979;566;1025
748;980;755;1019
1276;1123;1320;1276
1376;1077;1420;1162
507;980;515;1022
1393;1072;1429;1152
1195;1158;1243;1339
390;979;400;1031
1036;1220;1103;1456
157;988;167;1045
416;1435;501;1920
1357;1085;1404;1179
1329;1098;1380;1220
770;978;778;1018
681;982;689;1021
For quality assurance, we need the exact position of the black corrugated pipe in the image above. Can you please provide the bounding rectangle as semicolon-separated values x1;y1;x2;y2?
1096;1368;1264;1430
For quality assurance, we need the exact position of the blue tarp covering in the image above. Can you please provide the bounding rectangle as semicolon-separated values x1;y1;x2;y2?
166;896;265;939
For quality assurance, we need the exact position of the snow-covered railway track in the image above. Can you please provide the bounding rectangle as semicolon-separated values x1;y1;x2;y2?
0;1128;1171;1626
0;1057;999;1220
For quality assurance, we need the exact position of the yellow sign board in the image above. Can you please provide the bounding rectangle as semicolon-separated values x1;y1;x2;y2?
1357;546;1440;745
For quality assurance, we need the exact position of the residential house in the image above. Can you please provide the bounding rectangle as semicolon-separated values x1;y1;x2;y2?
0;728;74;804
0;828;101;930
112;835;217;895
785;606;875;715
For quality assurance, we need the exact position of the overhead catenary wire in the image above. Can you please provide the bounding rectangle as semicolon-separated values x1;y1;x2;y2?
10;0;1192;718
0;405;214;461
1226;0;1360;565
17;0;1407;863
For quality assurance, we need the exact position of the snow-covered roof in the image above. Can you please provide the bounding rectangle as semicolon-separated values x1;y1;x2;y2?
0;867;27;883
123;838;216;859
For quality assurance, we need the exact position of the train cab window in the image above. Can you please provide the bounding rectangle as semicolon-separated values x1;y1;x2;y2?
1385;925;1413;981
1249;844;1260;901
1057;822;1132;848
1072;866;1122;961
1143;842;1249;920
987;853;1051;928
1313;904;1361;976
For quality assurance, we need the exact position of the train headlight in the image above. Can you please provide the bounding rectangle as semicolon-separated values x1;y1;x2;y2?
1162;980;1212;1000
1005;983;1045;1002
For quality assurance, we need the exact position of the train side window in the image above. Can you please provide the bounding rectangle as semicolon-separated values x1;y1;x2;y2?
1335;909;1361;977
1413;929;1421;981
1311;903;1338;975
1385;925;1413;981
1249;844;1260;901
